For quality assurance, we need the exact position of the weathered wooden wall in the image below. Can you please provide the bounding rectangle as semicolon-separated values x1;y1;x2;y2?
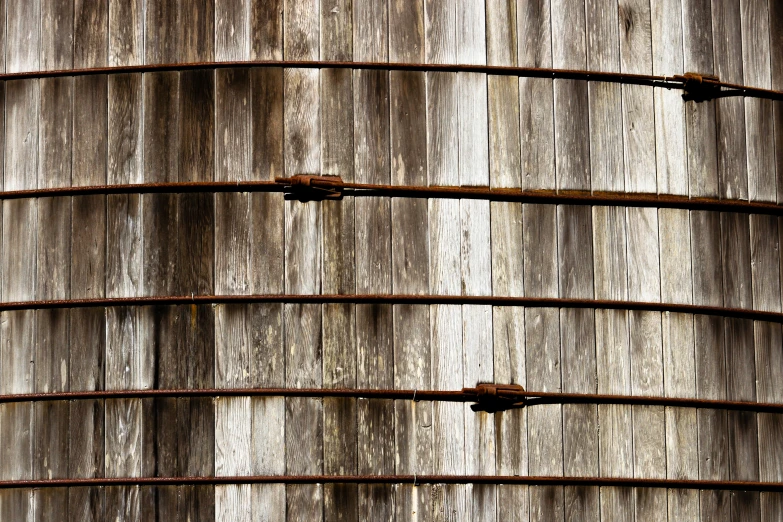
0;0;780;520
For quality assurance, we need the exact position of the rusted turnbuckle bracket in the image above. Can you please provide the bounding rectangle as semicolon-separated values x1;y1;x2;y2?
275;174;344;202
673;72;723;102
463;383;527;413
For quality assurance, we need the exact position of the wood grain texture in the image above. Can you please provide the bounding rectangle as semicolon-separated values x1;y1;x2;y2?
179;0;214;62
712;0;748;201
741;0;775;202
682;0;718;198
756;321;783;520
320;6;356;519
651;0;687;195
34;74;72;521
6;0;39;72
774;1;783;206
108;0;143;66
74;0;108;68
216;0;249;60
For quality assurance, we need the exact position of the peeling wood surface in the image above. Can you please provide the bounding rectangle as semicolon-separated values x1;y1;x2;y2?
0;1;777;521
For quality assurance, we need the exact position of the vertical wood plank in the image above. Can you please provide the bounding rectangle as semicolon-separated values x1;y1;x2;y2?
41;0;73;70
108;0;143;66
1;76;37;522
284;5;323;518
756;321;783;521
35;74;73;522
619;0;657;193
651;0;687;195
390;3;431;517
214;62;252;521
321;4;355;521
6;0;39;72
517;0;554;191
712;0;748;201
586;0;624;192
682;0;718;197
70;70;107;520
215;0;249;60
692;209;730;520
74;0;108;68
659;209;698;520
773;1;783;206
179;0;215;62
551;0;589;191
105;67;146;522
741;0;775;202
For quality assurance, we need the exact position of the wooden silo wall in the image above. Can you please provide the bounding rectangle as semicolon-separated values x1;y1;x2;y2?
0;0;778;521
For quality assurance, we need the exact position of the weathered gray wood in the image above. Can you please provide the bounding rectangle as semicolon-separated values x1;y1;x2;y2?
320;6;356;519
74;0;108;68
750;215;781;313
6;0;39;73
179;0;214;62
215;0;249;60
741;0;775;202
517;0;555;191
69;70;107;518
712;0;748;201
283;7;323;515
251;0;282;60
552;0;589;191
0;76;37;522
756;321;783;521
145;0;179;63
108;0;143;66
619;0;657;193
41;0;73;71
682;0;718;197
140;67;180;522
651;0;687;195
35;74;73;521
586;0;624;192
774;1;783;206
105;69;147;522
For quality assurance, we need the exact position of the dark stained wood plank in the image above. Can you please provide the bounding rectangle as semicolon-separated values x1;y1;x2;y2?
179;0;214;62
619;0;656;193
41;0;73;70
651;0;687;195
712;0;748;200
320;7;356;520
517;0;555;192
682;0;718;197
74;0;108;68
108;0;143;66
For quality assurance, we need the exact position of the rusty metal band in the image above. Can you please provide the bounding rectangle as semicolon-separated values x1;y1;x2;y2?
1;387;782;414
0;59;779;101
0;475;781;492
0;294;780;323
0;180;781;216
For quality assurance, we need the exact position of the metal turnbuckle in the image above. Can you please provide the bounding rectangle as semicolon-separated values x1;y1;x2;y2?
674;72;722;102
275;174;344;202
463;383;527;413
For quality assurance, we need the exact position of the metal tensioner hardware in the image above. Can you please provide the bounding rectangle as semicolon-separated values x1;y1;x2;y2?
275;174;344;202
463;383;527;413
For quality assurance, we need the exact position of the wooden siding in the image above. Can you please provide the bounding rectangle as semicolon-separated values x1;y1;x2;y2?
0;0;780;521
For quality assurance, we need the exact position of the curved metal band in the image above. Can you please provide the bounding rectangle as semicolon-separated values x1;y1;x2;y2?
0;60;779;101
1;180;781;216
0;294;779;323
0;475;781;492
1;387;781;414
